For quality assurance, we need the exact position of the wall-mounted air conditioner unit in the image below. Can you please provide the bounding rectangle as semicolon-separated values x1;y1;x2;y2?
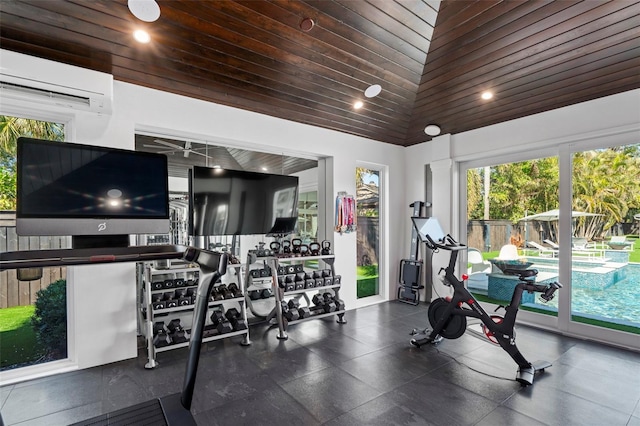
0;49;113;114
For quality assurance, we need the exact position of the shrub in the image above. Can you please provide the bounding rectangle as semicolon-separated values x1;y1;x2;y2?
31;279;67;358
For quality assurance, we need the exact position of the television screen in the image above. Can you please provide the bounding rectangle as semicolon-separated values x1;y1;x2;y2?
16;137;170;238
190;166;298;236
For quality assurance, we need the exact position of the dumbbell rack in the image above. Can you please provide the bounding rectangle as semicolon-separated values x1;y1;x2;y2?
138;261;251;369
268;255;346;340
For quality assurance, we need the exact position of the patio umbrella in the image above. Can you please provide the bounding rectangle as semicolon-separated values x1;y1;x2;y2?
519;209;603;246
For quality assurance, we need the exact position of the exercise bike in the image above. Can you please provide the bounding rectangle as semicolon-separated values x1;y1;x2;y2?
409;217;562;386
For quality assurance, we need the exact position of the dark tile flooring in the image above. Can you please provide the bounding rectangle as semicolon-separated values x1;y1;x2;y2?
2;301;640;425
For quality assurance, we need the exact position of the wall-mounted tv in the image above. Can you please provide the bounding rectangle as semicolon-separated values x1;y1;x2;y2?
16;137;170;246
189;166;298;236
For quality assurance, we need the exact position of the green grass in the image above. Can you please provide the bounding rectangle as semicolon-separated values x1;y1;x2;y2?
357;277;378;298
0;305;45;370
357;264;379;298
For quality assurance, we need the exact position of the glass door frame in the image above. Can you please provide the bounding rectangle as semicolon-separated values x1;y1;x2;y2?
459;127;639;351
354;161;388;308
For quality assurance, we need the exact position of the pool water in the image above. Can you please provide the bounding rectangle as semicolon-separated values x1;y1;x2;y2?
533;263;640;326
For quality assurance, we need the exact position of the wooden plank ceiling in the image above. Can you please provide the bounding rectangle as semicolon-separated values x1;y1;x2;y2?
1;0;639;148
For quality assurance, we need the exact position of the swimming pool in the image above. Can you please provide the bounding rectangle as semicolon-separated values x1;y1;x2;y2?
530;263;640;326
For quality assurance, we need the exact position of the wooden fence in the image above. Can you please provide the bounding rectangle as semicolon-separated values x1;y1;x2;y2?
1;212;69;308
466;220;543;253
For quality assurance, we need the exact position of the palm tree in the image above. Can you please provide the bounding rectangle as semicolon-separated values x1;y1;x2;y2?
0;115;64;210
0;115;64;156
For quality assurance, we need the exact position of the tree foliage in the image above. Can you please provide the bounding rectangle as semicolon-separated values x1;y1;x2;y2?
467;145;640;239
31;279;67;358
0;116;64;210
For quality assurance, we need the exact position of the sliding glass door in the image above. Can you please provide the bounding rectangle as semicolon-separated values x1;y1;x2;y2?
462;138;640;349
568;144;640;334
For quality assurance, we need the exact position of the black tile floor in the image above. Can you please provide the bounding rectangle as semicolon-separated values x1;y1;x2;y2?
2;301;640;425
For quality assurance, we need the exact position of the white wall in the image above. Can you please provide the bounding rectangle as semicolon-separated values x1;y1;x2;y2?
404;89;640;301
1;51;406;374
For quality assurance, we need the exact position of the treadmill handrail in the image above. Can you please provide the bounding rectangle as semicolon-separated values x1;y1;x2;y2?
179;248;228;411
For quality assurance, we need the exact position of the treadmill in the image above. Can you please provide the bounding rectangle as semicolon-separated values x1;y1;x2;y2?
72;247;227;426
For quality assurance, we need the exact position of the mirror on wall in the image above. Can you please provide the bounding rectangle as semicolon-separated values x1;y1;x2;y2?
134;134;320;252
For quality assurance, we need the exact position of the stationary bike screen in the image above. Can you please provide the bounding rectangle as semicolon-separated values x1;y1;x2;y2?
411;217;446;244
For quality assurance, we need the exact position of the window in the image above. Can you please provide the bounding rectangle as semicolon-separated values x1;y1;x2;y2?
0;114;68;372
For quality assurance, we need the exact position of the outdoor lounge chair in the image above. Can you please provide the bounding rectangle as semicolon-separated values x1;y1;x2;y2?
543;239;560;250
468;248;492;274
607;236;634;250
527;241;556;257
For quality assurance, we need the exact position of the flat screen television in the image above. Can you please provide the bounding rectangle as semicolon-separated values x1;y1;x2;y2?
190;166;298;236
16;137;170;247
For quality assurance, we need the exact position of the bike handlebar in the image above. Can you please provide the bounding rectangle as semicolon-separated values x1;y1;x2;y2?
522;281;563;302
426;233;467;251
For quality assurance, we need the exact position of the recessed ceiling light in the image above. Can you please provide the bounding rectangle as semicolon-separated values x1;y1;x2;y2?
424;124;441;136
128;0;160;22
261;167;268;171
133;29;151;43
481;91;493;100
354;100;364;109
364;84;382;98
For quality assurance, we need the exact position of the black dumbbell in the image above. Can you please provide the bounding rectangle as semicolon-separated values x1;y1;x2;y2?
210;310;225;325
333;298;345;311
174;288;190;306
227;282;243;298
152;281;164;290
287;299;311;319
261;288;273;299
153;322;171;347
211;310;233;334
152;293;166;310
295;273;305;290
224;308;247;331
217;284;233;299
163;291;178;308
167;319;188;344
163;278;175;289
322;293;337;313
249;290;261;300
281;301;300;321
312;293;324;307
210;286;223;301
174;278;185;287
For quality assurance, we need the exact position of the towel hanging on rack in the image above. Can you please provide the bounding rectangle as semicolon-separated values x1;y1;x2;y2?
335;192;356;234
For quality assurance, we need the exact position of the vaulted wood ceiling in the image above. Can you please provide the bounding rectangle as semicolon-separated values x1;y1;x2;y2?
1;1;639;147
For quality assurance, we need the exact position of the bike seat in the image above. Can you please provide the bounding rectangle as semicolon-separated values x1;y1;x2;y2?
503;268;538;278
